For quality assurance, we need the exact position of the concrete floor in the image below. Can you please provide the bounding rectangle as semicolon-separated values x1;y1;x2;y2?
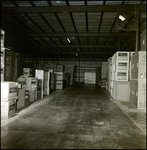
1;84;146;149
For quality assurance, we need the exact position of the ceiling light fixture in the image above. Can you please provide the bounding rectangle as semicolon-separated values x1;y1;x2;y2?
56;1;60;3
67;37;71;43
76;53;78;56
119;15;125;21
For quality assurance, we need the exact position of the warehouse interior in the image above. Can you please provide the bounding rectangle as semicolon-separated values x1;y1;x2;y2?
1;1;146;149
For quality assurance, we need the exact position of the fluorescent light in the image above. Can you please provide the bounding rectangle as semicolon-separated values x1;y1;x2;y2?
119;15;125;21
67;38;71;43
56;1;60;3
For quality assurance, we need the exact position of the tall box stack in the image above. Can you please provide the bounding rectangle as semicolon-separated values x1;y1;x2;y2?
101;61;108;88
23;68;33;77
130;51;146;109
49;70;56;91
84;72;96;85
55;71;64;90
4;50;15;81
1;29;5;47
35;69;44;98
44;71;51;95
107;57;112;93
65;65;74;86
109;51;130;102
1;47;5;81
1;81;18;119
14;53;25;81
140;29;146;51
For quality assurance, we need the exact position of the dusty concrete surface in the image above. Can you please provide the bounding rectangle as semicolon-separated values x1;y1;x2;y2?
1;84;146;149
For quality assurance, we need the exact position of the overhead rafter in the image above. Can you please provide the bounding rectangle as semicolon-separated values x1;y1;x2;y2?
34;45;118;48
1;5;146;13
23;32;136;37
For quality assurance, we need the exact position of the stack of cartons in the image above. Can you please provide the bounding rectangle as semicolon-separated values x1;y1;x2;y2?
130;51;146;109
1;47;5;81
23;68;33;77
1;29;5;47
4;50;15;81
101;61;108;88
65;65;74;86
54;65;64;90
107;57;112;93
140;29;146;51
49;69;56;91
84;72;96;85
109;51;130;102
1;81;18;119
35;69;44;98
44;71;51;95
14;53;25;81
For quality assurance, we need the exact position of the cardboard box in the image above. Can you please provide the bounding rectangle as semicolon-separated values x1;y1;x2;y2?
1;29;5;47
1;81;18;101
115;71;128;81
22;84;37;91
56;80;63;90
35;69;44;79
25;77;37;85
140;29;146;51
116;62;129;71
44;71;51;80
112;81;130;102
130;51;146;79
1;97;17;119
43;87;50;95
17;89;25;109
23;68;33;77
115;51;129;62
44;79;50;88
130;79;146;109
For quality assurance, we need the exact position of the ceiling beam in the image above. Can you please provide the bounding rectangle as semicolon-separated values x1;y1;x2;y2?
34;51;112;55
1;5;146;13
24;32;136;37
34;45;118;48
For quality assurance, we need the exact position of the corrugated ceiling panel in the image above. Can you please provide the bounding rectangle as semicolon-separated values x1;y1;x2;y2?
51;1;66;6
105;1;123;5
88;12;101;32
33;1;49;6
124;1;141;4
1;1;15;7
21;14;41;32
100;12;116;32
57;13;75;32
28;14;53;32
87;1;103;5
89;37;97;45
43;13;64;32
72;13;86;32
15;1;32;7
69;1;84;5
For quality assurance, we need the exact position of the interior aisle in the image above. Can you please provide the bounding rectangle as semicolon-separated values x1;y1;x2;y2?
1;84;146;149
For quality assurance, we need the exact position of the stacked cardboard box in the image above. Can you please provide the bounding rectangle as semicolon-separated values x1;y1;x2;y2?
43;71;51;95
1;81;18;119
101;61;108;88
84;72;96;85
1;47;5;81
64;65;74;86
130;51;146;109
55;71;64;90
35;69;44;98
140;29;146;51
107;51;131;102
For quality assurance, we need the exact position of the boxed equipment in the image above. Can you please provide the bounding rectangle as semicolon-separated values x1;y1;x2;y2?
1;81;18;101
